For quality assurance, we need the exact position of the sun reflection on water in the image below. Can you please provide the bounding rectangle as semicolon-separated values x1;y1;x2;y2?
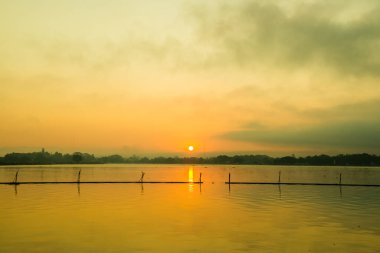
188;166;194;192
188;166;194;183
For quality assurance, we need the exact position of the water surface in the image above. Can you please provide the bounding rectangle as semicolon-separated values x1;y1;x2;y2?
1;165;380;252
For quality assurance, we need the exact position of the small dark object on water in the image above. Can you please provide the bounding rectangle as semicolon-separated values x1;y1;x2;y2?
139;171;145;182
13;170;19;184
77;169;81;183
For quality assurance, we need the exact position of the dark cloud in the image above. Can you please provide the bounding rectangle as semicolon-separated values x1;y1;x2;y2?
223;120;380;149
188;1;380;76
221;99;380;152
296;98;380;121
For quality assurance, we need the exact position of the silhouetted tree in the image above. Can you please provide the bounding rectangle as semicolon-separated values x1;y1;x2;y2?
72;152;83;164
1;151;380;166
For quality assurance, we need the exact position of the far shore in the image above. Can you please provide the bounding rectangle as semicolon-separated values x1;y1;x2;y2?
1;151;379;166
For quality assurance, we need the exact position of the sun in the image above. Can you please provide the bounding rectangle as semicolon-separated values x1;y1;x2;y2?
188;145;194;152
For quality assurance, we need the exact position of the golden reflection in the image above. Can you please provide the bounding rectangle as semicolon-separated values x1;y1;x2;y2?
188;166;194;183
188;166;194;192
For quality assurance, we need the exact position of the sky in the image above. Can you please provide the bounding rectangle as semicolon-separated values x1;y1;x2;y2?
1;0;380;157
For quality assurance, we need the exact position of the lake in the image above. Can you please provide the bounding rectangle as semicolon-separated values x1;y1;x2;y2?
1;164;380;252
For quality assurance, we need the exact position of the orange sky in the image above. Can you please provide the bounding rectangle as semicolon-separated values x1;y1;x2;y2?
1;0;380;156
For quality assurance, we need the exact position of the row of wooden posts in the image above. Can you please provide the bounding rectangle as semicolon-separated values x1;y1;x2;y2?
1;169;379;187
4;170;203;185
227;171;342;184
226;171;368;186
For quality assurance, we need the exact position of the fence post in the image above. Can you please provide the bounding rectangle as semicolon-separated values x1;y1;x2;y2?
77;169;81;183
139;171;145;183
13;170;19;184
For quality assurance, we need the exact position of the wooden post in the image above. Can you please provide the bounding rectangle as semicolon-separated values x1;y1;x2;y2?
278;171;281;184
77;169;81;183
13;170;19;184
228;172;231;192
339;173;342;185
199;173;202;183
139;171;145;183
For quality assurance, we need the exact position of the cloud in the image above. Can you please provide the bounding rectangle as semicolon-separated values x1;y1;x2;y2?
221;99;380;152
223;120;380;149
187;0;380;76
10;0;380;77
296;98;380;121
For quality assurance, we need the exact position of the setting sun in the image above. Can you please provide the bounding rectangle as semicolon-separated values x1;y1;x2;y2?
188;146;194;152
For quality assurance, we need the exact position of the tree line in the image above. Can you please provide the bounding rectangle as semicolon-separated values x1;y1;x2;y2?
0;150;380;166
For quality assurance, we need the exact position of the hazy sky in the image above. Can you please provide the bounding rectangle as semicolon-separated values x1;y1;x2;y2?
1;0;380;156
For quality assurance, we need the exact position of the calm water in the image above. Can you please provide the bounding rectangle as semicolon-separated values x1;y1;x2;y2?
1;165;380;253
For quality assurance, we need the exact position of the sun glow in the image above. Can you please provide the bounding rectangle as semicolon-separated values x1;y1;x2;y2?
188;145;194;152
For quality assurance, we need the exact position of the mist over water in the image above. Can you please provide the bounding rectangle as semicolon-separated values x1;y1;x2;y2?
1;165;380;253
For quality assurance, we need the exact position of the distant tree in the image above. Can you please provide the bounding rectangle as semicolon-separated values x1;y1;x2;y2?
1;151;380;166
140;157;150;163
99;154;124;163
72;152;83;164
275;156;297;165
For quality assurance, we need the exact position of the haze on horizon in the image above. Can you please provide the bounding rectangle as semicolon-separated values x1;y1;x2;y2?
1;0;380;157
